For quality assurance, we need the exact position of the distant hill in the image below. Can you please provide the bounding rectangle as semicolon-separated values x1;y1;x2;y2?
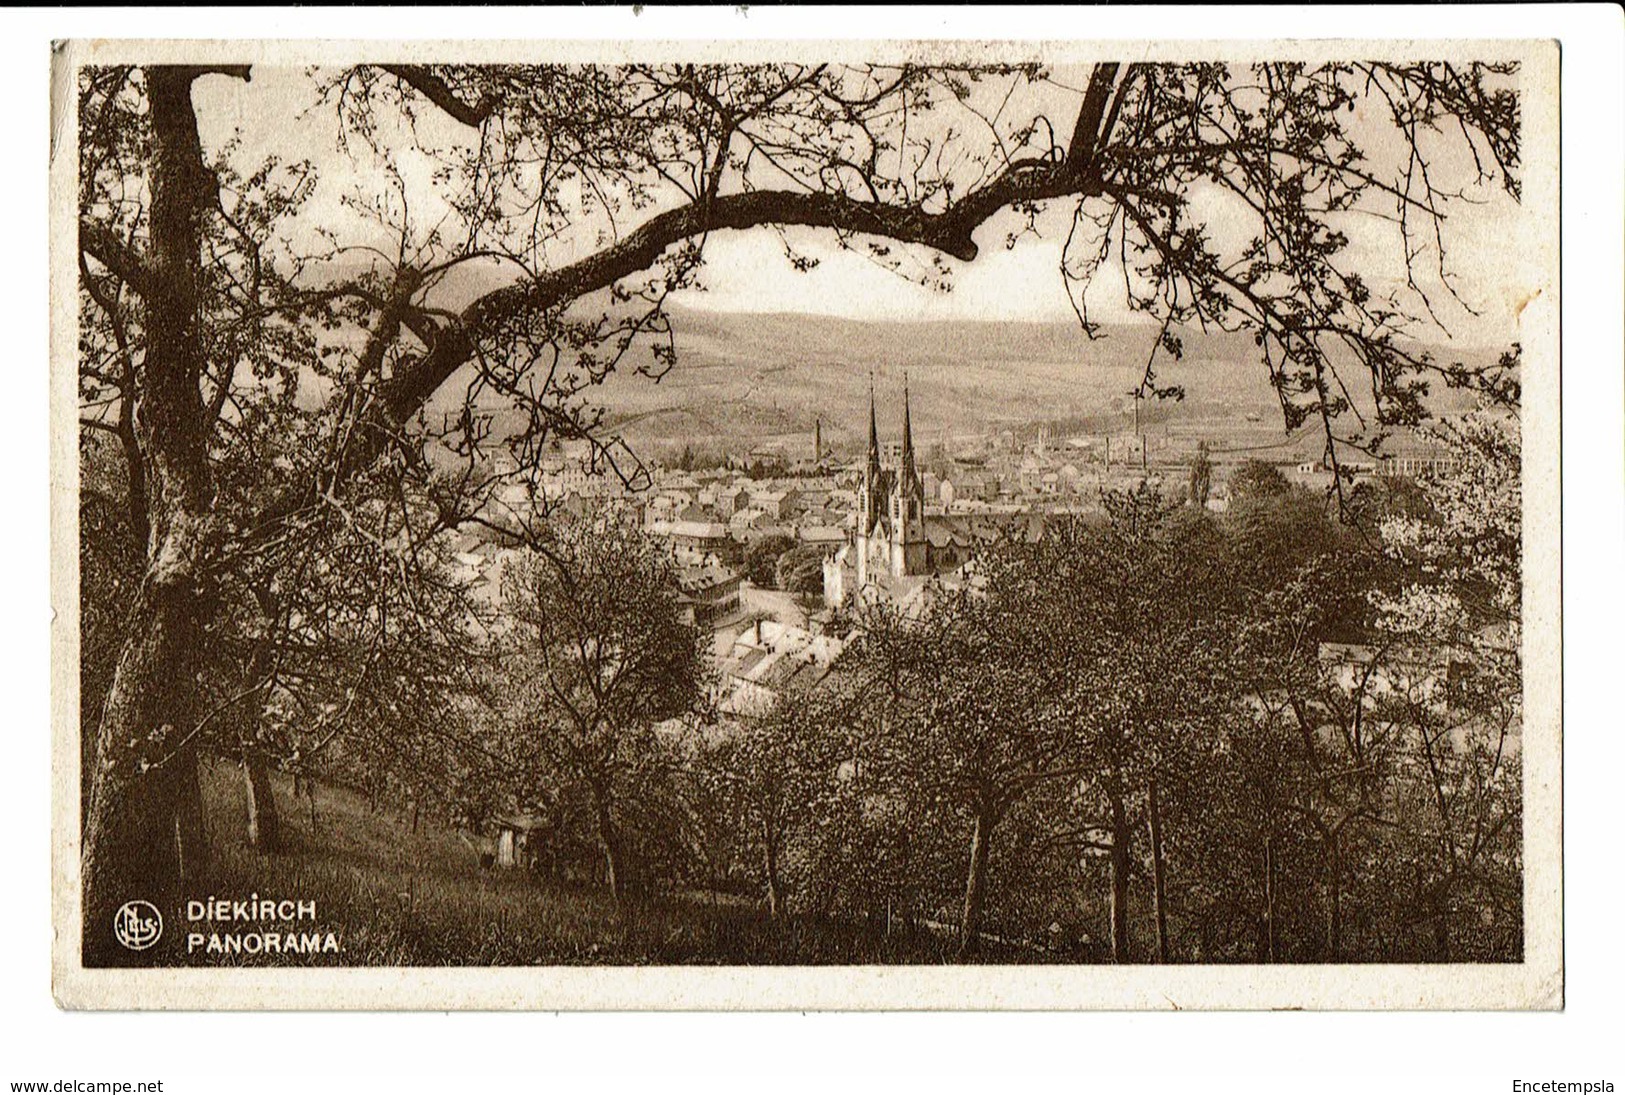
466;306;1500;461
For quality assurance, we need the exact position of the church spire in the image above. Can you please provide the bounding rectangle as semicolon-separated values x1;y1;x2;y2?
900;371;917;483
866;370;882;474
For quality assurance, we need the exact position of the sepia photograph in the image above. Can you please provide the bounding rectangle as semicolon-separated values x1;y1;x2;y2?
50;32;1564;1010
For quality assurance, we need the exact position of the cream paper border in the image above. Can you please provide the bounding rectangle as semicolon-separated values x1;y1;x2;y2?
49;35;1563;1011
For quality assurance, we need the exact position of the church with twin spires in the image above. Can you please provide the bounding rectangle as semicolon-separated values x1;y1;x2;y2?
855;377;928;586
823;378;1047;611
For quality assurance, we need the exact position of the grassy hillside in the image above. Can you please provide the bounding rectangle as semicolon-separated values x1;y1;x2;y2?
501;307;1500;459
190;759;1006;966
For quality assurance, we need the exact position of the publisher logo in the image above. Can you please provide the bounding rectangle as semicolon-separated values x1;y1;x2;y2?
113;900;163;951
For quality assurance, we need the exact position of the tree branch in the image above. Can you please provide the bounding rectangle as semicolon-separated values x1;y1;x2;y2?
1065;62;1122;177
382;65;496;128
79;220;152;299
383;163;1090;423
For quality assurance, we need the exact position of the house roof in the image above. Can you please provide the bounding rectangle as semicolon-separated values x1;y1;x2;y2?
799;525;848;543
677;564;741;595
666;520;729;539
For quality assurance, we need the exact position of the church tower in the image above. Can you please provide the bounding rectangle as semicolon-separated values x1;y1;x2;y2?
891;377;928;576
856;375;886;588
852;376;928;590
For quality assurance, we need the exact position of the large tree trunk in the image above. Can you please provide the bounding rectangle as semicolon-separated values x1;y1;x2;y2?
1108;788;1132;963
82;579;209;965
81;66;237;966
1148;775;1170;964
958;809;994;959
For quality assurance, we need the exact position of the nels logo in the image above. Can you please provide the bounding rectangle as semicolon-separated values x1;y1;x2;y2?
113;900;163;951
